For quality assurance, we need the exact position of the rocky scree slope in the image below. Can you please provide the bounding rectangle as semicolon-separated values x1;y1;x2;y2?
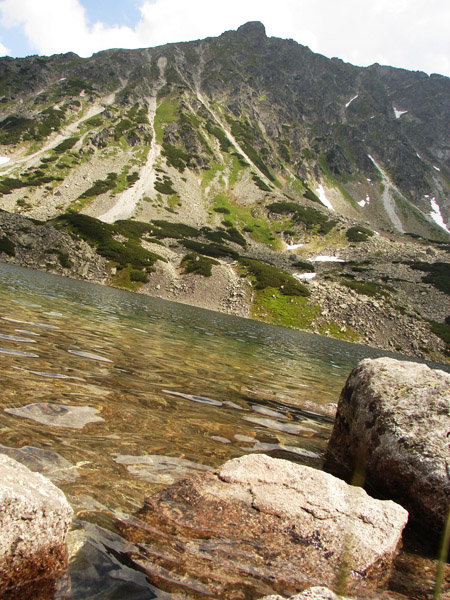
0;22;449;361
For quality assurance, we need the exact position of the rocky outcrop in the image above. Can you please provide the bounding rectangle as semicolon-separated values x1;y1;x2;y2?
0;210;109;282
0;455;73;594
324;357;450;541
120;454;408;599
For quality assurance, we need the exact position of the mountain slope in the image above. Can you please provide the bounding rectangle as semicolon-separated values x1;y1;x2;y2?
0;22;449;362
0;22;448;234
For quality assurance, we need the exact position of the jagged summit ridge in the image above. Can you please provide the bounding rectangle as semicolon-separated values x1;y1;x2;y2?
236;21;267;38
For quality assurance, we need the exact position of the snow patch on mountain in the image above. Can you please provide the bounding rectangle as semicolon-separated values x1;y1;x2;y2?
429;198;450;234
393;107;408;119
345;94;358;108
310;256;344;263
316;184;334;211
358;194;370;207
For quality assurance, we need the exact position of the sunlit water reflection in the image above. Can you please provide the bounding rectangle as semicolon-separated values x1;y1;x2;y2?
0;263;446;599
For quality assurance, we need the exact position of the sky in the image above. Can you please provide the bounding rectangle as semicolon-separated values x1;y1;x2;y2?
0;0;448;77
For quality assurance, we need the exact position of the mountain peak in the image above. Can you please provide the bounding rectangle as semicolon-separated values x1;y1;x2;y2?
236;21;266;38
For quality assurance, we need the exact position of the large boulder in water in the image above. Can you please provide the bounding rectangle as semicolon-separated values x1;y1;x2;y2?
324;357;450;541
0;454;73;596
120;454;408;598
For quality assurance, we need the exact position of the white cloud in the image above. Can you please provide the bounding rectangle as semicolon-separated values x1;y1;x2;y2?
0;0;140;56
0;0;448;76
371;0;409;14
0;40;9;55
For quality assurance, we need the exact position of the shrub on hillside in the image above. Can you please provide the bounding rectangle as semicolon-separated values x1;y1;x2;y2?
80;172;117;198
268;202;335;234
346;226;374;243
151;220;201;239
429;320;450;354
238;257;310;297
181;252;219;277
51;213;163;268
408;261;450;295
182;239;239;259
341;278;391;297
130;269;149;283
161;143;192;172
54;137;79;154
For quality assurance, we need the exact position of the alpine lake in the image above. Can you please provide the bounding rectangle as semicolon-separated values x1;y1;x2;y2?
0;263;447;599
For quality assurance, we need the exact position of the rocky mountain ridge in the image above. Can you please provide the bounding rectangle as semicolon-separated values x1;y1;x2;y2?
0;22;449;362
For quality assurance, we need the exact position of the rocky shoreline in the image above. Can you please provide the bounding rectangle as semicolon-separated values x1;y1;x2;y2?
1;358;448;599
0;209;449;363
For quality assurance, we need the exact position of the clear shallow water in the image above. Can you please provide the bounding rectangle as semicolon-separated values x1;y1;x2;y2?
0;263;445;599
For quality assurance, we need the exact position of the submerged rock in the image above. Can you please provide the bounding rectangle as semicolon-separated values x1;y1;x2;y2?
0;444;78;484
324;357;450;542
4;402;104;429
0;455;73;595
120;454;408;599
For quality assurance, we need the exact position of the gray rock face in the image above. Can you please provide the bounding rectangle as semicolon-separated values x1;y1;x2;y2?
121;454;408;598
325;357;450;541
0;454;73;592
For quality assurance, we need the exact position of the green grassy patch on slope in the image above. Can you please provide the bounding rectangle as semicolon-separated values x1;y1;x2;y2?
251;287;358;341
110;264;148;291
202;162;225;188
154;97;179;144
252;287;319;328
212;194;281;249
